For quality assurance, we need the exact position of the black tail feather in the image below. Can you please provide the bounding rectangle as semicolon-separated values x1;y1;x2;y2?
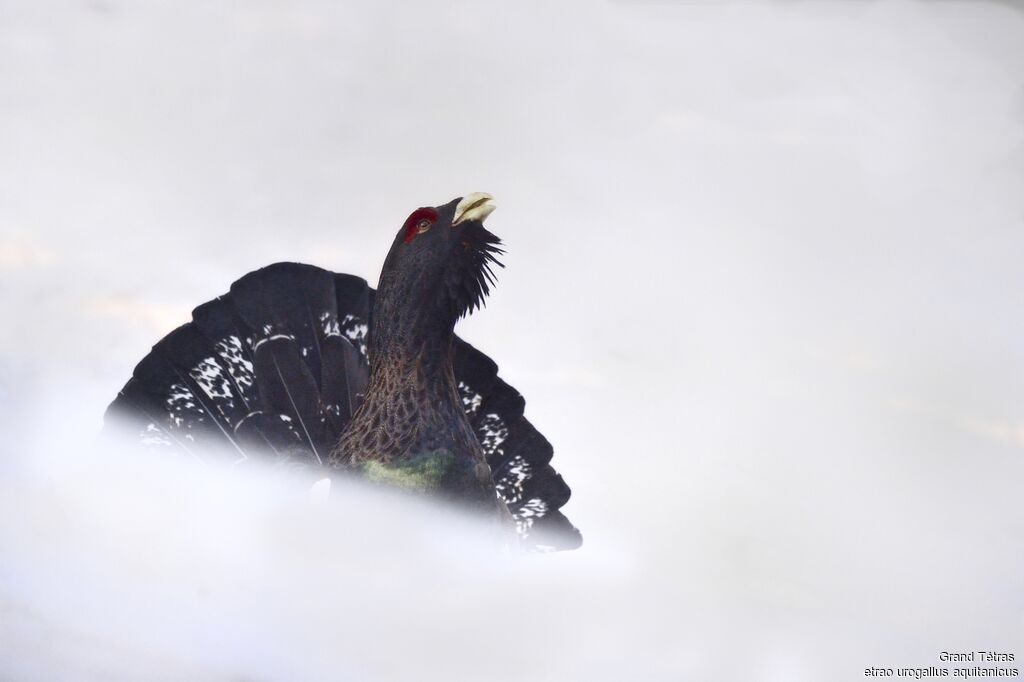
252;336;327;463
320;335;368;429
189;297;260;412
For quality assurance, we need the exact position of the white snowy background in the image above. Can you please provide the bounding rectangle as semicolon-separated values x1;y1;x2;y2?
2;1;1024;680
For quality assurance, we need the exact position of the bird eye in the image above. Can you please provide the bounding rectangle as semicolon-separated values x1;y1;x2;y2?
403;207;440;243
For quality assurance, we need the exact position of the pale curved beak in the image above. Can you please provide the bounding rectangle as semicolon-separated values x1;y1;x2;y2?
452;192;496;226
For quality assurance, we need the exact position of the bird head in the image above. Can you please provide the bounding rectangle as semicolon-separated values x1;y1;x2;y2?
377;193;504;323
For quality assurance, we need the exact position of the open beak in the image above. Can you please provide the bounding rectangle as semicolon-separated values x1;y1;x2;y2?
452;192;497;226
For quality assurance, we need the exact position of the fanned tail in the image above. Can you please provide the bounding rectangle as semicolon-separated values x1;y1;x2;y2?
106;263;372;465
454;339;582;550
105;262;581;550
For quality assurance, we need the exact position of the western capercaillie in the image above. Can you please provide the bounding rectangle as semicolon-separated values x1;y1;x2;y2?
104;193;581;551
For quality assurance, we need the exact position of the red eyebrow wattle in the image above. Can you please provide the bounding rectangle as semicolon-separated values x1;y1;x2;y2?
402;207;439;243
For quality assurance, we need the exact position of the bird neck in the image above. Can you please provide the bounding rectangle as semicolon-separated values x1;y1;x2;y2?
328;267;500;513
368;288;460;402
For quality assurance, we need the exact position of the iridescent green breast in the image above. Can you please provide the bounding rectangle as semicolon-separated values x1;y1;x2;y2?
360;449;457;492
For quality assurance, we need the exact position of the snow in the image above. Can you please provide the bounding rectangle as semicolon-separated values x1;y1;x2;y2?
2;0;1024;679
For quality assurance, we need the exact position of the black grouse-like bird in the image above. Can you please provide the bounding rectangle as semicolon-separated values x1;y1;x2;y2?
105;193;581;550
